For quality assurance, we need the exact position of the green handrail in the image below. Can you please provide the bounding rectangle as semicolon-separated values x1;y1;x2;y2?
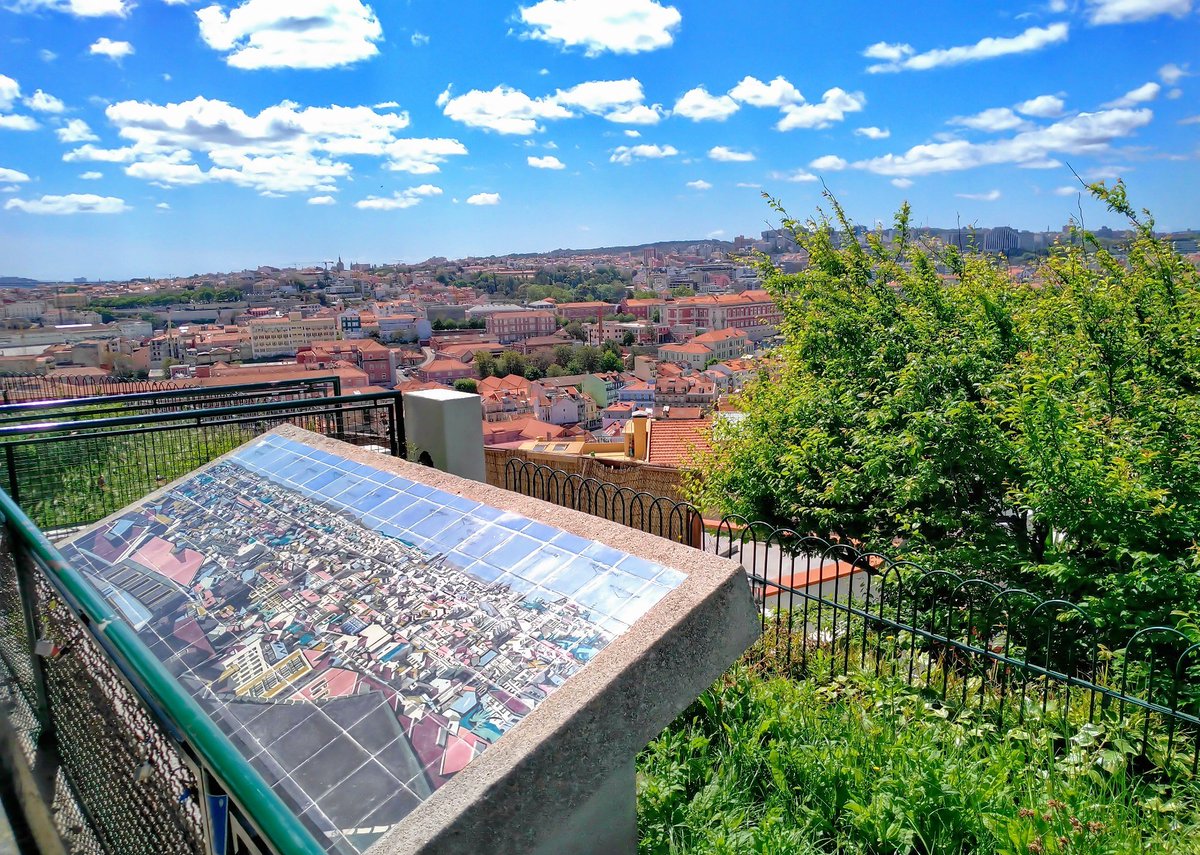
0;486;328;855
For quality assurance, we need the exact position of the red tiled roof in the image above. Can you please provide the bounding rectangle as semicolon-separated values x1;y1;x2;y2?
646;418;713;467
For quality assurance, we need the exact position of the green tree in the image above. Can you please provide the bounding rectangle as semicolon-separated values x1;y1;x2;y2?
453;378;478;394
671;285;696;298
474;351;495;379
622;331;637;347
563;321;587;341
699;184;1200;636
599;351;624;373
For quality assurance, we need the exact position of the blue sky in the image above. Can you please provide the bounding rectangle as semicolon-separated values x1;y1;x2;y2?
0;0;1197;280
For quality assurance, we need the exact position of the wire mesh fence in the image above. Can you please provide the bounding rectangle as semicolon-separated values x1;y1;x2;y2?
0;373;193;404
0;391;405;535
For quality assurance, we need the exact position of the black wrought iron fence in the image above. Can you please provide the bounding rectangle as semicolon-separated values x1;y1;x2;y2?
0;375;342;427
0;372;191;403
0;391;405;534
500;456;1200;775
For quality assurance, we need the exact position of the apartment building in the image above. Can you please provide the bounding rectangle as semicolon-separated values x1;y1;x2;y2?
248;311;339;358
690;328;749;362
485;310;557;344
663;290;780;342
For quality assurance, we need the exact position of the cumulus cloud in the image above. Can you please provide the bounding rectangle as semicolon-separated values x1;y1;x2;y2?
1085;0;1191;24
1054;185;1080;195
24;90;65;113
891;177;913;188
624;129;640;137
156;202;170;210
528;155;565;169
769;169;818;182
0;76;19;112
708;145;754;162
1103;81;1161;107
685;179;711;190
1015;94;1065;117
8;0;130;16
853;107;1152;176
855;126;890;139
79;171;103;179
308;195;336;204
0;167;31;183
355;184;442;210
609;143;677;164
865;23;1068;73
5;193;129;214
90;38;134;60
673;86;739;121
0;115;39;131
466;192;501;205
951;107;1031;132
777;88;866;130
440;79;661;133
728;75;803;108
518;0;682;56
1159;62;1190;85
62;96;465;195
58;119;99;143
810;154;848;171
956;189;1001;201
196;0;383;69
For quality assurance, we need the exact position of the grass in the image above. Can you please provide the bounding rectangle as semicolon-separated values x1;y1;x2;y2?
636;664;1200;854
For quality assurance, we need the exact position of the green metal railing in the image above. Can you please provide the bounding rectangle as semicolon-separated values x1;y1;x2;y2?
0;486;328;855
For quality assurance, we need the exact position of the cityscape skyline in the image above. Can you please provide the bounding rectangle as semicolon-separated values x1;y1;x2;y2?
0;1;1197;279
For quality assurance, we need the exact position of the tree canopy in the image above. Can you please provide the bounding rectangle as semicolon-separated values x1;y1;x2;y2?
698;183;1200;634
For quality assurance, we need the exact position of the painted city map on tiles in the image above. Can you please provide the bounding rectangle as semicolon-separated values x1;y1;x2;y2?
58;432;685;854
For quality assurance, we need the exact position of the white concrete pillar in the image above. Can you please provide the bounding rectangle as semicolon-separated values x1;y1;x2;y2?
402;389;484;482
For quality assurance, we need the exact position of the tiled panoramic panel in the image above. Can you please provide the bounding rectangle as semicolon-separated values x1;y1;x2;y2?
58;433;684;854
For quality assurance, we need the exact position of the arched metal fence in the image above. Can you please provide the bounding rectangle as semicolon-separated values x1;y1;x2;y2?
503;456;1200;775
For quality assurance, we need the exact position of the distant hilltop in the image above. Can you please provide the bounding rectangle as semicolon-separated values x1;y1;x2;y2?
500;239;736;260
0;276;40;287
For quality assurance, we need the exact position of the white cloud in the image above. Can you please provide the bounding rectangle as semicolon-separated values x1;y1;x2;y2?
528;155;565;169
57;119;98;143
956;189;1001;201
604;103;664;124
673;87;739;121
891;177;913;188
777;87;865;130
156;202;170;210
855;126;890;139
951;107;1030;132
1103;81;1161;107
8;0;130;16
61;96;460;194
5;193;129;214
769;169;818;182
466;191;500;206
308;195;336;204
0;167;30;183
735;182;761;188
1054;185;1080;195
90;38;134;60
728;75;803;108
196;0;382;69
1159;63;1190;85
685;179;711;190
0;76;18;112
383;138;468;174
1015;94;1065;117
1168;87;1182;99
708;145;754;162
80;171;103;179
24;90;65;113
554;78;663;124
810;154;848;171
373;100;399;109
40;49;58;62
609;143;677;164
518;0;681;56
440;85;571;134
1086;0;1191;24
0;115;39;131
866;23;1069;73
853;107;1153;176
355;184;442;210
624;129;640;137
411;31;430;47
707;229;724;238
